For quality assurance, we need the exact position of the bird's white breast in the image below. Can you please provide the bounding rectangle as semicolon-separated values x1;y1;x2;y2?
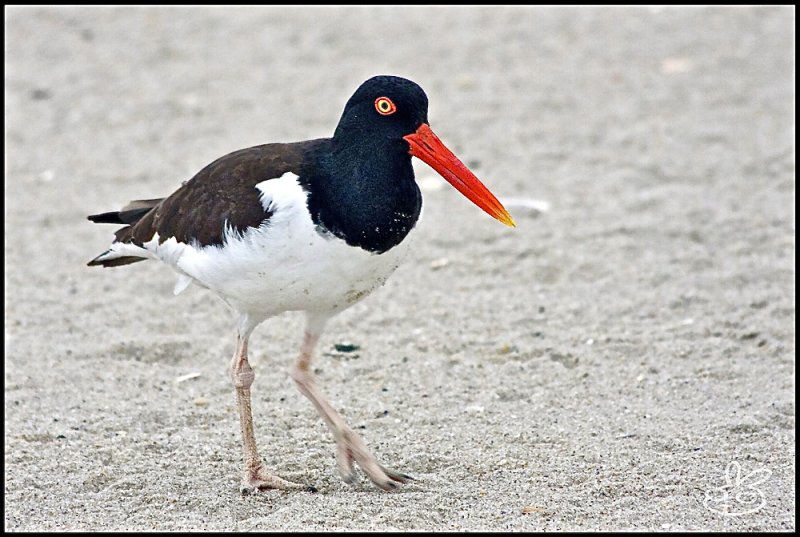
164;172;411;320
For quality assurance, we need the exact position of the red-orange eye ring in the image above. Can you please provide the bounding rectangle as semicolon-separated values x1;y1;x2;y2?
374;97;396;116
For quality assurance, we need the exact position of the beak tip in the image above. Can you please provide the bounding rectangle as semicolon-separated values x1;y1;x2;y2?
499;211;516;228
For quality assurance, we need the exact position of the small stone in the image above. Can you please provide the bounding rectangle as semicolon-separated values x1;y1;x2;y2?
457;74;477;89
660;57;693;74
334;342;360;353
521;505;546;514
176;372;201;383
430;257;450;270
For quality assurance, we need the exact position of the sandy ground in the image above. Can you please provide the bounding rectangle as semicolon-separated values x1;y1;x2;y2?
4;5;795;532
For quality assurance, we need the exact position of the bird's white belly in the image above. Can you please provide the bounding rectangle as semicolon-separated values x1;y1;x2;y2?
161;172;410;319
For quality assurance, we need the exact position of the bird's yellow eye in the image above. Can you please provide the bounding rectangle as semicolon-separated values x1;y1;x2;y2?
374;97;397;116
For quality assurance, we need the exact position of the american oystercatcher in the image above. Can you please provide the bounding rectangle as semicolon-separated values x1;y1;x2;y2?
88;75;515;492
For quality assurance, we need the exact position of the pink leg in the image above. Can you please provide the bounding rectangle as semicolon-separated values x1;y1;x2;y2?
230;326;310;493
290;315;412;490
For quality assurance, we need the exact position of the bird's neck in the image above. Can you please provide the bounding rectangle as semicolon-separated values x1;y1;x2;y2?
303;137;422;254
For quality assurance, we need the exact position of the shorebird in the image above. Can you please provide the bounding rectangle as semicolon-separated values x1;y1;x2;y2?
88;75;514;492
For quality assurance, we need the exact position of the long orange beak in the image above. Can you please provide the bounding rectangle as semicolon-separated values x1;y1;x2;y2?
404;123;515;227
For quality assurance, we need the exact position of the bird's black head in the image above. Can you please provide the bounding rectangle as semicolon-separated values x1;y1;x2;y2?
333;75;429;145
324;75;515;234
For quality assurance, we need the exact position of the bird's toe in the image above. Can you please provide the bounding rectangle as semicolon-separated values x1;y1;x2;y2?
380;464;414;484
241;466;311;493
376;479;399;491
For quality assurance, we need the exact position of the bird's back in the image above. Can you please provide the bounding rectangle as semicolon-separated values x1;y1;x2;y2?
89;139;330;267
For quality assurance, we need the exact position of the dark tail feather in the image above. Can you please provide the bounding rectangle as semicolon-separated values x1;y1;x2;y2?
87;254;148;268
88;198;162;267
87;210;137;224
88;198;164;225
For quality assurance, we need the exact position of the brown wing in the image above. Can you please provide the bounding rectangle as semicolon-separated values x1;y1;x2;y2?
94;139;328;251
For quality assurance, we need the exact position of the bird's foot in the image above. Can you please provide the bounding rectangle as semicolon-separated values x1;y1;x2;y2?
335;428;413;491
240;464;316;494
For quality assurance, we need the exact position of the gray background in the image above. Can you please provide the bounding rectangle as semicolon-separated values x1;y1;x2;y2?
4;5;795;531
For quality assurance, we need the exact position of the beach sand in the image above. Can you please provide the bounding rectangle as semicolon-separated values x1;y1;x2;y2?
4;5;795;531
